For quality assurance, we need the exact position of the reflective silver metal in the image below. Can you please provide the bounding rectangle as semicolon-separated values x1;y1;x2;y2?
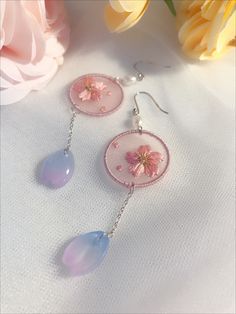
64;109;77;154
107;185;135;238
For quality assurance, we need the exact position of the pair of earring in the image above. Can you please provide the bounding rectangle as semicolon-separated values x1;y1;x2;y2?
38;64;170;277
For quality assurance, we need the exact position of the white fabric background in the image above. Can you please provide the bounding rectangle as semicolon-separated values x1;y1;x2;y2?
1;1;235;313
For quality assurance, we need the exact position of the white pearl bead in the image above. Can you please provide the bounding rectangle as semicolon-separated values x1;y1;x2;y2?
120;75;137;86
132;114;142;129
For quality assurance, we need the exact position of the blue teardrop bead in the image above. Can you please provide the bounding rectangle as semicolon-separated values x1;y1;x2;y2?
39;150;74;188
62;231;110;276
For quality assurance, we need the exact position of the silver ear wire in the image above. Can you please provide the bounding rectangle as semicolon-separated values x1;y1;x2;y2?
133;61;154;81
132;91;168;133
116;61;154;86
133;61;145;81
134;91;168;115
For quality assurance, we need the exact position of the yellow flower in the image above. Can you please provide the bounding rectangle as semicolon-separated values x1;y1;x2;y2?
104;0;150;33
177;0;236;60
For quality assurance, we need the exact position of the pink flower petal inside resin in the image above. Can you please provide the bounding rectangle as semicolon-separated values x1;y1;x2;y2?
126;145;162;178
104;130;170;188
70;74;123;116
112;142;119;148
116;165;123;171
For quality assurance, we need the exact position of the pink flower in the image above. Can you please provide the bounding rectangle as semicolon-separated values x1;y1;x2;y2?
74;77;107;101
0;0;70;105
126;145;163;178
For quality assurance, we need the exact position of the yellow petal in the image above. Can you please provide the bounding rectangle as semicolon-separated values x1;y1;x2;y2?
105;4;129;32
206;5;226;51
229;38;236;46
199;45;229;59
206;1;235;52
216;10;236;51
189;0;206;10
188;0;206;16
182;21;209;53
177;0;236;60
178;12;204;43
104;0;149;33
119;0;148;12
201;0;223;20
109;0;126;13
223;0;236;21
109;0;148;13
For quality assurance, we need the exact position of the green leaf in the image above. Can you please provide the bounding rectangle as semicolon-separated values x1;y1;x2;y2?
163;0;176;16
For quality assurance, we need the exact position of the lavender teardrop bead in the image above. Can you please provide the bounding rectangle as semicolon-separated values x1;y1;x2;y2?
39;150;74;188
63;231;110;276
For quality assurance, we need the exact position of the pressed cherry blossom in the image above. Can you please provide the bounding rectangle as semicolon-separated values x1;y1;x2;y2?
126;145;163;178
74;76;108;101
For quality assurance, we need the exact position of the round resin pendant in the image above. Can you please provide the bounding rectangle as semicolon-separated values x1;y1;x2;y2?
104;130;170;188
69;74;123;116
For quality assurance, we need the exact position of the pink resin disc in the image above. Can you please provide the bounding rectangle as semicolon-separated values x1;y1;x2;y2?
69;74;123;116
104;130;170;188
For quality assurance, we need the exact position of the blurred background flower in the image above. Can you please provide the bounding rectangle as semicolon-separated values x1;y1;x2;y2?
104;0;150;33
104;0;176;33
104;0;235;60
177;0;236;60
0;0;70;105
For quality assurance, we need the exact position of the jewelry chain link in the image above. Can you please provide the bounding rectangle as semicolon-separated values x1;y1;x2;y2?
64;110;77;153
107;185;135;238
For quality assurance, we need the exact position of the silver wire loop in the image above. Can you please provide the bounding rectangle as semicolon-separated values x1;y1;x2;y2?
134;91;169;115
115;61;154;86
133;61;154;81
107;184;135;238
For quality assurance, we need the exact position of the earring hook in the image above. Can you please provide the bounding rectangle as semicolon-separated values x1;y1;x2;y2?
133;61;154;82
133;91;168;115
116;61;154;86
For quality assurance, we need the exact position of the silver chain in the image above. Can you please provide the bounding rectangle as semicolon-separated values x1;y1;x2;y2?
64;110;77;154
107;185;135;238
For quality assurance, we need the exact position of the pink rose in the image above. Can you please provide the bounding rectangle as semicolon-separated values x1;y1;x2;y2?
0;0;70;105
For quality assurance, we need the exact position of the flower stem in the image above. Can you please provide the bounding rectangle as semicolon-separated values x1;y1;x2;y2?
163;0;176;16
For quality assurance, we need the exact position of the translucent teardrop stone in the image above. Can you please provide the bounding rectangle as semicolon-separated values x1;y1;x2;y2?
39;150;74;188
62;231;110;276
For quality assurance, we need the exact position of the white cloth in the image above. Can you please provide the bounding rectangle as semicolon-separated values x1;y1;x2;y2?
1;1;235;313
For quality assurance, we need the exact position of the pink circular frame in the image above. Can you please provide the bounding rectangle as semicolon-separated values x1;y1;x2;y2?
104;130;170;188
69;73;124;117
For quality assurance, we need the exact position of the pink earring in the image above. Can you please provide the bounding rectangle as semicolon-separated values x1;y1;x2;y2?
62;91;170;277
38;62;149;189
